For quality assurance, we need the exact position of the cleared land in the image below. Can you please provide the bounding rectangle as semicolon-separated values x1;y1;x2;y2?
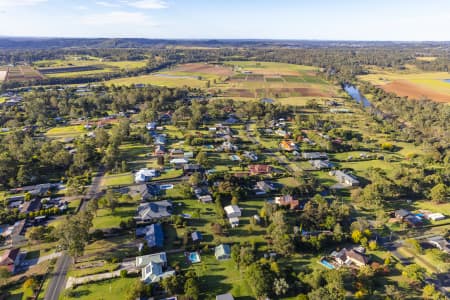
106;61;339;103
172;62;234;76
358;66;450;102
33;56;148;78
0;66;45;82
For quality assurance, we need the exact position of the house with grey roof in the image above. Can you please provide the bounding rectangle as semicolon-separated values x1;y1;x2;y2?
136;252;175;283
302;152;328;160
310;160;334;170
135;200;173;223
215;244;231;260
329;170;360;186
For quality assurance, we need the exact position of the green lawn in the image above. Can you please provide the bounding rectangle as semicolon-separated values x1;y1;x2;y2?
92;206;136;230
46;125;86;139
105;74;208;88
169;251;254;299
277;177;300;187
101;173;133;187
61;277;138;300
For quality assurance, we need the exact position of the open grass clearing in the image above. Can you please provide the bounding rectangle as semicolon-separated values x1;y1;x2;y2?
91;206;136;230
61;276;138;300
45;125;86;139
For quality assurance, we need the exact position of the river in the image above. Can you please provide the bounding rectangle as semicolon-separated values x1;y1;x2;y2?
343;84;372;107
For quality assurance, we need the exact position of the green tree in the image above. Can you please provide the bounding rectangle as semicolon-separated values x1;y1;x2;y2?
56;211;92;261
402;264;426;283
430;183;448;203
273;277;289;296
184;277;200;300
268;211;294;256
351;229;362;243
196;151;210;168
245;263;274;299
101;189;118;213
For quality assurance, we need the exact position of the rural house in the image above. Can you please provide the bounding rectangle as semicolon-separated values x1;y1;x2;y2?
224;205;241;218
427;236;450;254
135;168;159;183
0;248;21;273
154;145;166;156
136;223;164;248
215;244;231;260
135;200;173;223
275;195;300;210
302;152;328;160
329;170;360;186
310;160;334;170
137;252;175;283
249;164;272;176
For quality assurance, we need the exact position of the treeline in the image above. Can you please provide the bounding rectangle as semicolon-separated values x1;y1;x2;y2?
356;81;450;146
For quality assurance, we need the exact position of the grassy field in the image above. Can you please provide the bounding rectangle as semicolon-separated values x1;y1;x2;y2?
105;61;339;101
45;125;86;139
358;65;450;102
62;277;138;300
106;74;209;88
34;57;148;78
100;173;134;187
92;206;136;230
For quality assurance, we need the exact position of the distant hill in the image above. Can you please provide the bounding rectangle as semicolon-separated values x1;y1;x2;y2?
0;37;449;49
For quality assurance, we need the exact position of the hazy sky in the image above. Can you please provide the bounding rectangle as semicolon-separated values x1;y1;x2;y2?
1;0;450;40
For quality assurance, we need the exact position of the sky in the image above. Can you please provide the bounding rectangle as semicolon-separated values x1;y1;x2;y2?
1;0;450;40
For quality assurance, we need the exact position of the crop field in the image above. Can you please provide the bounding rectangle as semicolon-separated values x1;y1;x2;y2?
172;62;234;76
106;74;209;88
33;56;148;78
45;125;86;139
0;65;45;82
358;66;450;102
105;61;339;104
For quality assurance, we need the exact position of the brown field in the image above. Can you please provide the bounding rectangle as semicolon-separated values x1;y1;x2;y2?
0;66;45;82
248;69;299;76
173;63;234;76
381;80;450;102
223;87;331;98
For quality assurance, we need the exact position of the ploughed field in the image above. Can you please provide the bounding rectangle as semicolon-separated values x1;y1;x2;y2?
106;61;339;100
0;65;45;82
358;65;450;103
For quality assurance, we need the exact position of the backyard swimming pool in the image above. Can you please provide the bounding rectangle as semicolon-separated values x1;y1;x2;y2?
320;259;335;269
188;252;201;263
159;184;174;190
230;155;241;161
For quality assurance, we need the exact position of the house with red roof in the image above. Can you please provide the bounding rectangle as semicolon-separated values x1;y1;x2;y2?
0;248;21;273
248;164;272;176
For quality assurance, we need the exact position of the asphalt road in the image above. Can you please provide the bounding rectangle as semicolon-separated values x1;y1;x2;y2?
44;253;71;300
44;167;105;300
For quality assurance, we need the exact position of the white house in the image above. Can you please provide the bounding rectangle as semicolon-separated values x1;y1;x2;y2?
427;213;445;221
135;168;158;183
229;217;240;228
136;252;175;283
169;158;189;165
224;205;241;218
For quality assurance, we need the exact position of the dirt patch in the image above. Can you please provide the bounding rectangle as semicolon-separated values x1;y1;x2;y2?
381;80;450;103
223;89;255;97
248;69;300;76
3;66;44;82
174;63;234;76
259;88;331;97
